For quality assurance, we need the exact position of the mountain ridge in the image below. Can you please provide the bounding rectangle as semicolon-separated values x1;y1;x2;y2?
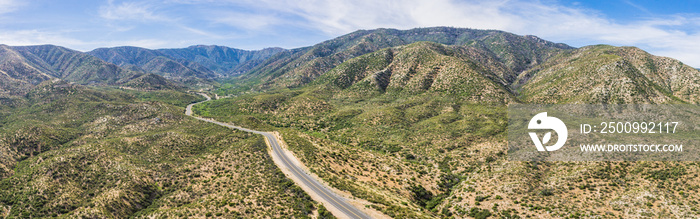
0;44;138;97
88;46;217;79
159;45;285;75
213;27;700;105
224;27;574;93
88;45;286;79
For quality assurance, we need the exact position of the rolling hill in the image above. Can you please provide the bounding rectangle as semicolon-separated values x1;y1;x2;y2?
0;79;320;218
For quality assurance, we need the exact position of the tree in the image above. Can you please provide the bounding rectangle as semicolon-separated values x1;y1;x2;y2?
409;184;433;207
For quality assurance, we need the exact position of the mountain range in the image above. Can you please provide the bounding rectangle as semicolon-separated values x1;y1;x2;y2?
88;45;284;79
0;44;284;104
231;27;572;90
1;27;700;218
213;27;700;105
5;27;698;105
194;27;700;218
0;44;134;96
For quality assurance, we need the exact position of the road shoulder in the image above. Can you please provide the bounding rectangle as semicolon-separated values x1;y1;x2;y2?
267;131;391;219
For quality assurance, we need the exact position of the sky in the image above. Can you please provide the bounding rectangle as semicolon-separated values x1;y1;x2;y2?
0;0;699;67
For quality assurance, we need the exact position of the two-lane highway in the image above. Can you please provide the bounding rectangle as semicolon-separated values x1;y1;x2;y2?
185;94;371;219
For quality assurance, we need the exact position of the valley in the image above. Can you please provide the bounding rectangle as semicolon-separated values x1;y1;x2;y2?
185;93;373;219
1;27;699;218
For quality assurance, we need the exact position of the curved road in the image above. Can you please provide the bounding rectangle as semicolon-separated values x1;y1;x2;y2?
185;94;371;219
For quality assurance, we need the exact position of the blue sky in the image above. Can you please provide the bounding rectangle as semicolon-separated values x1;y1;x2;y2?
1;0;699;67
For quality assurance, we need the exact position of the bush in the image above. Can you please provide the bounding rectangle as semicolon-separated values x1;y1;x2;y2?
438;173;460;193
468;207;492;219
539;189;553;196
317;204;336;219
404;153;416;160
475;195;490;202
409;184;433;207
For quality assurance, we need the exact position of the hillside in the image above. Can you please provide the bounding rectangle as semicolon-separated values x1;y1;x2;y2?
11;45;136;85
117;73;184;91
194;27;700;218
0;45;199;107
0;44;140;99
516;45;700;103
89;45;286;79
0;80;321;218
219;27;573;93
0;45;54;97
159;45;285;76
88;46;217;79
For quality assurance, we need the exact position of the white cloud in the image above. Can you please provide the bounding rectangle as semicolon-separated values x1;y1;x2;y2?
0;29;169;51
209;11;283;31
178;25;228;39
212;0;700;67
0;0;21;15
0;30;87;47
99;0;168;21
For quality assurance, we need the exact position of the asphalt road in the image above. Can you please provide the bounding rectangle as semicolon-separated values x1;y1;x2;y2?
185;94;371;219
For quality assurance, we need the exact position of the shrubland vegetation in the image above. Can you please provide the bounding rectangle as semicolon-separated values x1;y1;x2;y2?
193;27;700;218
0;80;320;218
3;27;700;218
